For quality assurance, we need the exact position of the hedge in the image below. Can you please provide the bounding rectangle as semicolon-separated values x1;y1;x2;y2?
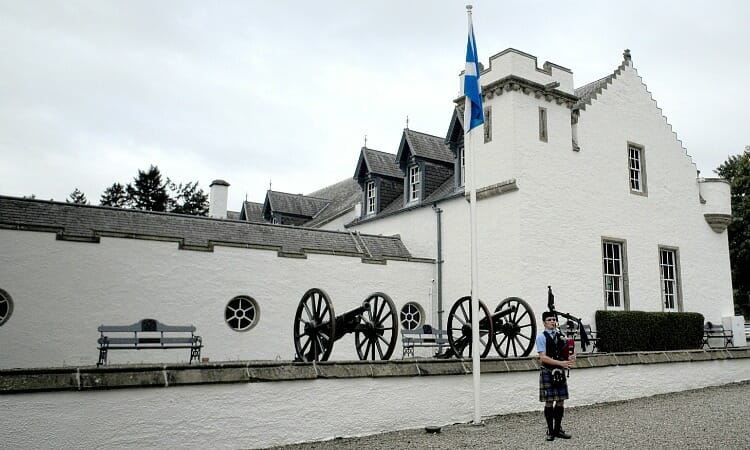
594;310;704;352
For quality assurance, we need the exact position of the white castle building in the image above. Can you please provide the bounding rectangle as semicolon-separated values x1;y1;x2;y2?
0;48;739;369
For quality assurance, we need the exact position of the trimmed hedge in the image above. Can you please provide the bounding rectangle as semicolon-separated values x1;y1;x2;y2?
594;310;704;352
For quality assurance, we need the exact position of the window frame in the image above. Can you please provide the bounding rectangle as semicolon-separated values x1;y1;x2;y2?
408;165;421;202
0;288;13;327
628;143;648;196
602;238;629;310
224;295;261;332
659;246;682;312
399;302;425;330
365;180;376;215
483;106;492;143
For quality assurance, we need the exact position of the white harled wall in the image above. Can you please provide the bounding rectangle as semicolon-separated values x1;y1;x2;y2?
0;230;434;369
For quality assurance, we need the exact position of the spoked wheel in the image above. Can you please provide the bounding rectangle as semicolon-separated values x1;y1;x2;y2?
493;297;537;357
447;296;494;358
293;288;336;362
354;292;398;360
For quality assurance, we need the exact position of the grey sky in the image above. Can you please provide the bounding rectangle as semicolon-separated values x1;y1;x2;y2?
1;0;748;211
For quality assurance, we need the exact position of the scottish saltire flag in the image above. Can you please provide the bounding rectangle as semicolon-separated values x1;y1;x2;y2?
464;12;484;132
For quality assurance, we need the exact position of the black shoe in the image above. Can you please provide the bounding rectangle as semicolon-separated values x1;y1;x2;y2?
546;432;555;441
555;429;572;439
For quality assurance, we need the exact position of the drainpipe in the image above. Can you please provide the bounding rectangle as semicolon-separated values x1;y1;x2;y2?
433;205;444;335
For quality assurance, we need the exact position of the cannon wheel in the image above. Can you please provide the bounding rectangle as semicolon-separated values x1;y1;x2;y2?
447;296;494;358
493;297;537;358
293;288;336;362
354;292;398;360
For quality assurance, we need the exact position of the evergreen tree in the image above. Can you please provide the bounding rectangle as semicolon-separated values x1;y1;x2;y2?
67;188;88;204
126;165;169;212
168;180;209;216
100;182;130;208
715;146;750;316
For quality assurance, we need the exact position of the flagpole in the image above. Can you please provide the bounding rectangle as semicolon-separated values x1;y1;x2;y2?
465;4;482;426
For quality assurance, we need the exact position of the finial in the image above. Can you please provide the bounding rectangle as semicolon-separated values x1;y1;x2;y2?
623;49;631;61
269;179;272;191
466;4;473;11
406;115;409;130
364;134;368;148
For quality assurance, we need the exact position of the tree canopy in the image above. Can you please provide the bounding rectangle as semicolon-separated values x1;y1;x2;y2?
715;146;750;317
67;188;88;204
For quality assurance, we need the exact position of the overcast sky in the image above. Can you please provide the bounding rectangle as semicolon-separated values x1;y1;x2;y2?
1;0;748;210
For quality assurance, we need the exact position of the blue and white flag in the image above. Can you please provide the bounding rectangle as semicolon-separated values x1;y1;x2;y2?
464;11;483;133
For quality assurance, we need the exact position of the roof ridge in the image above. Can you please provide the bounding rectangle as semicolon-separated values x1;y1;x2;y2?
405;128;444;140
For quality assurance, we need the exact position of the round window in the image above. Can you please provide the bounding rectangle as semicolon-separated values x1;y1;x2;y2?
225;296;260;331
400;302;424;330
0;288;13;327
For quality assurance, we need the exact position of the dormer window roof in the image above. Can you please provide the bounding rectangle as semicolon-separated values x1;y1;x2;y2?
396;129;454;169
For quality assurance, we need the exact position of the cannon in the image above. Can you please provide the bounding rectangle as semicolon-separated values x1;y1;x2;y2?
444;295;537;358
293;288;398;362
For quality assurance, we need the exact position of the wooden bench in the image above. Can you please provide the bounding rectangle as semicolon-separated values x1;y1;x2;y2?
97;318;203;366
401;324;449;358
703;322;733;349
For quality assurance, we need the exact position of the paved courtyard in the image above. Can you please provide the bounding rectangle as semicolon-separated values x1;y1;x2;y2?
270;380;750;449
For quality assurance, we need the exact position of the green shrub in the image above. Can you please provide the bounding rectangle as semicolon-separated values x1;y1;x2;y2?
594;310;704;352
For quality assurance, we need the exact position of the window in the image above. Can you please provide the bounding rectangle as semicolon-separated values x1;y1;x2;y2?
483;106;492;143
602;240;627;310
539;107;548;142
459;148;466;187
366;181;376;215
629;144;647;195
409;165;421;202
660;247;681;312
0;288;13;326
400;302;424;330
225;295;260;331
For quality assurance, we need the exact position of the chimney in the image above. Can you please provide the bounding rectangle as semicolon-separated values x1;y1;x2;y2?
208;179;230;219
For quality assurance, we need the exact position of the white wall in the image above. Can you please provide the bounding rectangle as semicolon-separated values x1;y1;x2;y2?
2;357;748;449
0;230;434;369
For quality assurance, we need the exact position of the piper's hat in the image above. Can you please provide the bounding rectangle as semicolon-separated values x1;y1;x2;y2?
542;311;557;321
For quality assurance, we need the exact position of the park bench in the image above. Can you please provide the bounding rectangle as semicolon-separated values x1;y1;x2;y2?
97;318;203;366
401;324;449;358
566;322;598;352
702;321;733;349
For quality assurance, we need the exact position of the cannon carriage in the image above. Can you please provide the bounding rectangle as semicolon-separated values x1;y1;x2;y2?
293;288;398;362
443;295;538;358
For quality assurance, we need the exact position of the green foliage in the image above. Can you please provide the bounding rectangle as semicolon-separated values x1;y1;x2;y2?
66;188;88;205
99;182;131;208
595;310;704;352
715;148;750;317
98;166;208;216
126;165;169;212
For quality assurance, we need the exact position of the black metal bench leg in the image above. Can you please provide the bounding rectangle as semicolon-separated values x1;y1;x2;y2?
97;348;108;367
190;346;201;363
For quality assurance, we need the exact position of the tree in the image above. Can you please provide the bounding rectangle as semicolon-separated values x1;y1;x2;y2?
67;188;88;205
168;180;209;216
100;182;131;208
126;165;169;212
715;146;750;317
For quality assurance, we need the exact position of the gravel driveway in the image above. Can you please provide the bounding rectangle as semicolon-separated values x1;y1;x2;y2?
270;380;750;449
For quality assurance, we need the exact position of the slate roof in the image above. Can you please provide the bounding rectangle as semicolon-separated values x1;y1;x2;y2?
401;129;454;164
360;148;402;179
265;191;331;218
0;196;416;260
240;201;264;222
304;178;362;228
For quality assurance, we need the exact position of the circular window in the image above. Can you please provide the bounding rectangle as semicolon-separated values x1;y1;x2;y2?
400;302;424;330
0;288;13;327
225;296;260;331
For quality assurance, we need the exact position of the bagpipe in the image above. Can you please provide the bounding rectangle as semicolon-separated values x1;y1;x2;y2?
547;286;590;378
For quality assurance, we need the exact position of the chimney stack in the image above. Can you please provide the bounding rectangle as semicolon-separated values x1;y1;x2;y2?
209;179;230;219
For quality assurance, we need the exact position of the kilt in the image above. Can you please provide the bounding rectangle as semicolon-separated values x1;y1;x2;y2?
539;367;569;402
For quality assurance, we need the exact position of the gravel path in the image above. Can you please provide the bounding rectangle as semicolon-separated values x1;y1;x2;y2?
270;381;750;449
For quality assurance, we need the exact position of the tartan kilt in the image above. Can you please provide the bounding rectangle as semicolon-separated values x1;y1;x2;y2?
539;367;569;402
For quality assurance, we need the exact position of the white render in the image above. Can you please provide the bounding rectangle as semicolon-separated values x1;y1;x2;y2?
2;357;748;449
354;49;735;327
0;230;433;368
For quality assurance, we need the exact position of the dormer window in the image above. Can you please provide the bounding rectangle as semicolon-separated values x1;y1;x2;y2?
366;181;376;215
409;165;421;202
